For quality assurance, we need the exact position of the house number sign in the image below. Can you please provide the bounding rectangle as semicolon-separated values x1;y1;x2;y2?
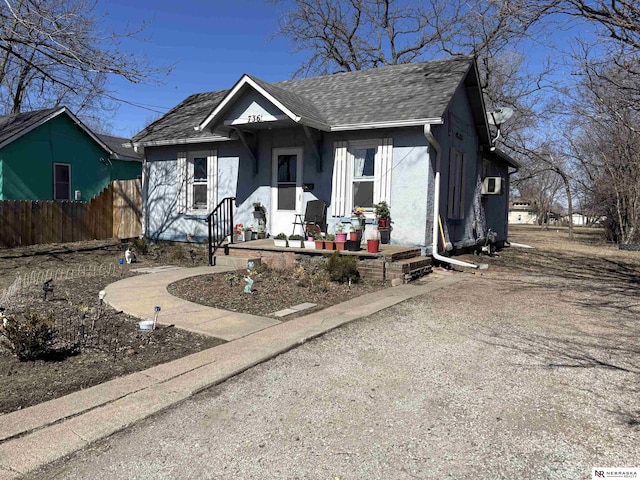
247;115;263;123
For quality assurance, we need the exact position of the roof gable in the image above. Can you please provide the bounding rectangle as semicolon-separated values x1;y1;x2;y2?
135;56;489;145
0;107;114;154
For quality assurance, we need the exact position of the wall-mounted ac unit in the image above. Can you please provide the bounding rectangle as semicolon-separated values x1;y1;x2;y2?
482;177;502;195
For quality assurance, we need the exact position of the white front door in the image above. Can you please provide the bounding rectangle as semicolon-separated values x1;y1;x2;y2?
271;148;303;236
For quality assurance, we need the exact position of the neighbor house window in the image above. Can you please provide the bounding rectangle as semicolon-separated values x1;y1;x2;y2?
352;146;376;208
53;163;71;200
448;149;465;219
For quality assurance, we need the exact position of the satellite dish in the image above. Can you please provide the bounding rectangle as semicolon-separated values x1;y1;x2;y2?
487;107;514;126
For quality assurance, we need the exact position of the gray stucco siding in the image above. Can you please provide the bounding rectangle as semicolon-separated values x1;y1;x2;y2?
142;126;433;247
436;84;483;249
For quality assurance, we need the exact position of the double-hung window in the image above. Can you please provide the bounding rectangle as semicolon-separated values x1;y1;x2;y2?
53;163;71;200
176;150;217;213
331;139;392;217
352;146;376;208
191;155;208;210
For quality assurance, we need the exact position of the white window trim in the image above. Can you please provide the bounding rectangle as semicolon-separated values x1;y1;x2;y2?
330;138;392;218
177;150;217;214
53;163;71;201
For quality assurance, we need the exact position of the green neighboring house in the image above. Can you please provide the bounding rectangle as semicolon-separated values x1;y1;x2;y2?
0;107;142;201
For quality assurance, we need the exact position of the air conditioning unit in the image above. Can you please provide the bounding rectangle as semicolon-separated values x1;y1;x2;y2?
481;177;502;195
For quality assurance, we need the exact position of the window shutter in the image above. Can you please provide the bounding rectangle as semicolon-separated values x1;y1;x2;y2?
331;141;348;217
207;150;217;210
374;137;393;205
176;152;187;214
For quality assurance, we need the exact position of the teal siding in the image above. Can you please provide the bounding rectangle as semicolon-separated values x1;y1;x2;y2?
0;114;140;200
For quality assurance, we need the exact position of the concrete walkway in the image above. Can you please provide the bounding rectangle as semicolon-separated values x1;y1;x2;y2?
0;267;461;479
105;265;281;341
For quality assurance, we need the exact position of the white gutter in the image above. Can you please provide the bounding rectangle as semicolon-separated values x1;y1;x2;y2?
424;123;480;269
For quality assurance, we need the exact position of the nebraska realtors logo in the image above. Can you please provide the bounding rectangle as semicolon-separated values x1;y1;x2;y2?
592;468;639;479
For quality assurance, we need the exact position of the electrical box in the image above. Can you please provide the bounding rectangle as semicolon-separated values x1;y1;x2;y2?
74;190;82;201
481;177;502;195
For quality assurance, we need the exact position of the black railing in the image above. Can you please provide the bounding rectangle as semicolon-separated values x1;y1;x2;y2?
207;197;235;265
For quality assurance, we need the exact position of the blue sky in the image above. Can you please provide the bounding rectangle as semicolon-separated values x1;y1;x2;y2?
99;1;593;139
100;0;304;137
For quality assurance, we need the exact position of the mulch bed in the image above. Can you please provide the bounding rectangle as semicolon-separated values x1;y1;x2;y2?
167;258;387;319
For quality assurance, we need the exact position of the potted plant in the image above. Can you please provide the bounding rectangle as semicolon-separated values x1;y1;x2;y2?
234;223;244;242
253;202;265;220
288;234;304;248
324;233;336;250
367;231;380;253
374;201;390;229
273;232;287;248
352;206;366;226
242;226;253;242
349;224;358;241
313;232;324;250
303;237;316;249
256;225;266;239
335;223;348;243
335;236;346;251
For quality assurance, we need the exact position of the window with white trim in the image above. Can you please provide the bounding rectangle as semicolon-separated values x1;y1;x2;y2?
53;163;71;200
352;146;376;208
191;155;207;210
177;150;217;214
331;139;392;217
447;148;465;219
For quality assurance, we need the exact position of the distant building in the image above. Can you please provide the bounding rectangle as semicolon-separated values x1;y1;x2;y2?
508;199;538;224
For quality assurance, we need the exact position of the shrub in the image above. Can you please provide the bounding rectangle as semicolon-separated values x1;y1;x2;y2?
132;237;149;255
1;312;56;361
324;251;359;283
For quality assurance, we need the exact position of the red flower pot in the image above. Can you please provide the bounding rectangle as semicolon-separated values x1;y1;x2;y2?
349;232;358;241
367;239;380;253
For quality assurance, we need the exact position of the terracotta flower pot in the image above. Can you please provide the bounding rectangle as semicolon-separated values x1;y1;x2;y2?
314;240;325;249
335;241;346;251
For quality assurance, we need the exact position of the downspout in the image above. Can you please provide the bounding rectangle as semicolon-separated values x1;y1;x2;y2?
424;124;480;269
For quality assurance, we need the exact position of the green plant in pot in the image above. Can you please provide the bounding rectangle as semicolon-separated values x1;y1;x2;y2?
288;234;304;248
324;233;336;250
273;232;287;248
312;231;325;249
374;201;390;229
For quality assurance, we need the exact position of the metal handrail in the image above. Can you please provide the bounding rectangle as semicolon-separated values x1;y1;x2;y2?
207;197;235;265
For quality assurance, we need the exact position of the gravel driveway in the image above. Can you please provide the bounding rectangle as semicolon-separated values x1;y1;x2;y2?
28;228;639;479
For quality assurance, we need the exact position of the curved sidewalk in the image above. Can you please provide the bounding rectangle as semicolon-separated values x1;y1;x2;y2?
0;269;461;479
104;266;281;341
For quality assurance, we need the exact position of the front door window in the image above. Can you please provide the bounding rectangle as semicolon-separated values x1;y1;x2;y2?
277;154;297;210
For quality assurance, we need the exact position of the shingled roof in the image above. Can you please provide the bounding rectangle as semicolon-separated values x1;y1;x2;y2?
0;108;61;148
134;56;481;145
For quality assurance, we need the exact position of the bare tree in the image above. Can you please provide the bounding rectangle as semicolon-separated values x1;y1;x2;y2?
0;0;168;129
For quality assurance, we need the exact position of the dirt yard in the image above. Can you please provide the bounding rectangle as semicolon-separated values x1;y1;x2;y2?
0;240;220;413
25;224;639;479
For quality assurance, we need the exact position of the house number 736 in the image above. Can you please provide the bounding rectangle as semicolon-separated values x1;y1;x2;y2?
247;115;263;123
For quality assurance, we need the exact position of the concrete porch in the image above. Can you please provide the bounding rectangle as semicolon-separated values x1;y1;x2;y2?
221;239;432;282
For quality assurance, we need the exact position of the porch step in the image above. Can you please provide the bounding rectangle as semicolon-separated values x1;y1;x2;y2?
386;256;433;282
212;255;262;269
383;247;422;262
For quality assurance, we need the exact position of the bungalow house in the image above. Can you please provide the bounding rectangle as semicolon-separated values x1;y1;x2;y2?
0;107;142;201
133;56;518;255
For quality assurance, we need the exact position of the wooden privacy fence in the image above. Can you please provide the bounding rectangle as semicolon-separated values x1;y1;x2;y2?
0;179;142;247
